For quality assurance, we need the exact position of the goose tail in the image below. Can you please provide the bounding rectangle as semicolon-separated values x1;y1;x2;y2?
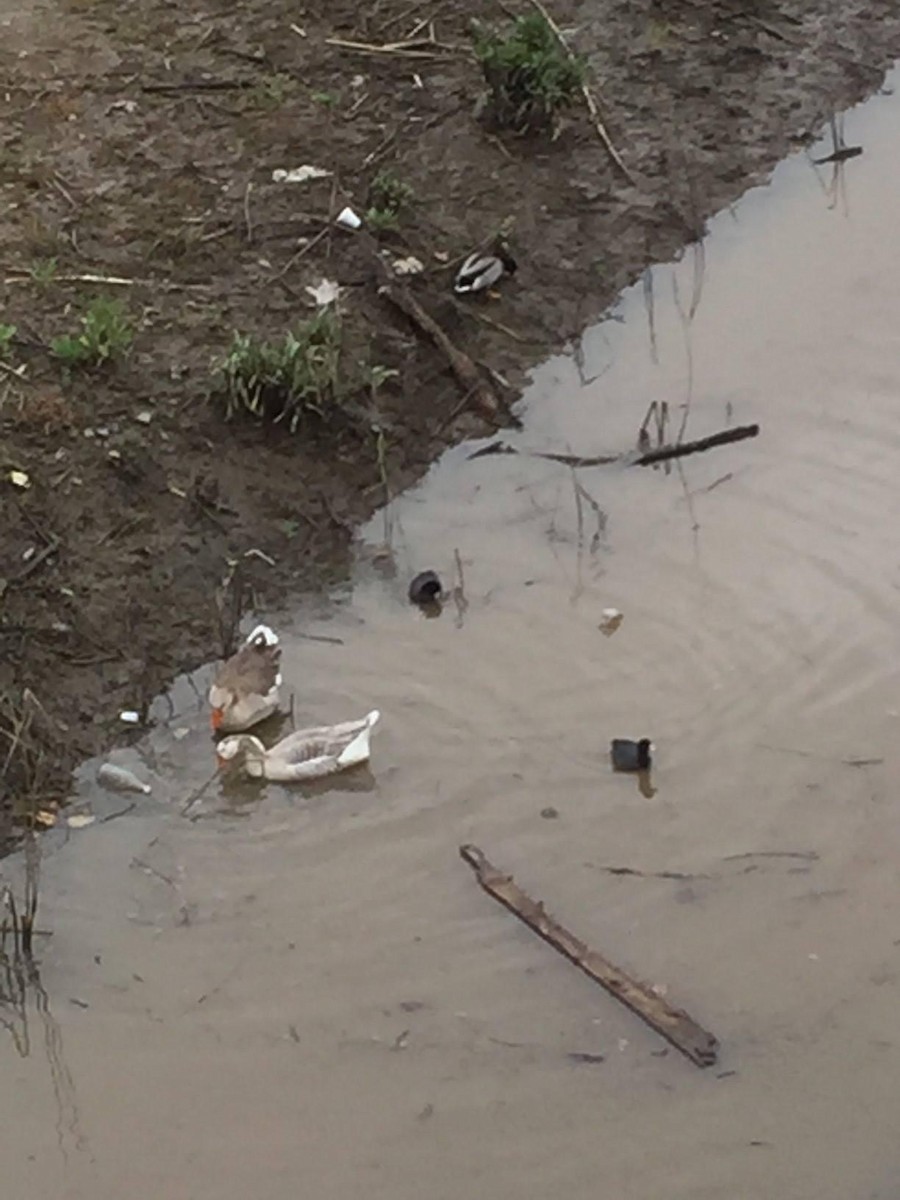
337;710;381;769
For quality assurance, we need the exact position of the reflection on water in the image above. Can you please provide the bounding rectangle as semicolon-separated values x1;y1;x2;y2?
5;72;900;1200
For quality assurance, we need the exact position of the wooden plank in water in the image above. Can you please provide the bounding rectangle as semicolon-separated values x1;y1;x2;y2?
460;843;719;1069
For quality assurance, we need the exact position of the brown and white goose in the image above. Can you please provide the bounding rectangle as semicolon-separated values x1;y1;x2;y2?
209;624;282;733
216;710;381;782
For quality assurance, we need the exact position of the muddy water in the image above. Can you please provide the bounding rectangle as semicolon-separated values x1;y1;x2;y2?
5;82;900;1200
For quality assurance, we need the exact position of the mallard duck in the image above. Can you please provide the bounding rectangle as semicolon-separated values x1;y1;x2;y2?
216;710;381;782
209;624;282;733
453;240;517;295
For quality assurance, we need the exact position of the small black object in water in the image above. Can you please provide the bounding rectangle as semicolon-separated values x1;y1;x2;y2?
408;570;442;605
610;738;652;772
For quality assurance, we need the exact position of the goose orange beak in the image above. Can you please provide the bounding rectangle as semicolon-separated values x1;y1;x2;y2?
210;707;224;731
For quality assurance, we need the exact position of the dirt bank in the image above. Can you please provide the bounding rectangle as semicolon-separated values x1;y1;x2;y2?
2;0;899;847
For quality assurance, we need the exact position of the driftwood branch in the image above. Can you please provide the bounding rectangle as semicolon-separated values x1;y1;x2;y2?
634;423;759;466
361;220;518;427
141;80;254;94
468;422;759;467
460;844;719;1068
378;282;504;424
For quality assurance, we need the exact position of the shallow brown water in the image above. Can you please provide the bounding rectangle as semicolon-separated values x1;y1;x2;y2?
5;81;900;1200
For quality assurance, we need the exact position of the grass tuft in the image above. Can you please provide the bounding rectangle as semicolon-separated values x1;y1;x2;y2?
50;296;134;367
0;324;16;359
365;169;414;233
472;13;586;133
215;311;345;433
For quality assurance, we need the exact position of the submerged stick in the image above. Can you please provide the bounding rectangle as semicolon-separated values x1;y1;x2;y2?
460;844;719;1068
468;422;759;468
634;423;759;467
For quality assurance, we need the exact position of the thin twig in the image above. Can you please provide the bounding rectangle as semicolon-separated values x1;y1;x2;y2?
180;768;219;817
4;274;135;286
243;179;254;244
325;36;454;57
452;298;526;341
526;0;637;186
362;125;403;169
0;360;28;379
142;80;254;93
270;228;328;280
9;537;60;585
451;547;468;627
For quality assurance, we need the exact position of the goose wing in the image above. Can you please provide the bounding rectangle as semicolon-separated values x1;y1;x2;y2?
214;637;282;700
271;711;380;767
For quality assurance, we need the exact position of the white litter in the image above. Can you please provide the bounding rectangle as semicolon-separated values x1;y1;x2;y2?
119;710;141;724
599;607;624;636
335;206;362;230
392;255;425;276
9;469;30;489
97;762;151;794
134;410;153;424
67;813;97;829
305;278;341;307
271;165;331;184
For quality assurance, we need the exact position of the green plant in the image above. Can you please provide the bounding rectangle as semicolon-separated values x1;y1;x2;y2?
216;311;344;433
50;296;134;367
370;169;413;213
365;169;414;234
311;90;337;108
472;13;586;132
30;256;58;285
367;364;399;396
364;206;400;233
252;73;297;109
0;324;16;359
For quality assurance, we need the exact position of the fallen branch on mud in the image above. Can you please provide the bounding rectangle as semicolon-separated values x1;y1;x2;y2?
379;282;507;424
468;422;759;467
354;224;515;427
141;79;255;94
460;843;719;1068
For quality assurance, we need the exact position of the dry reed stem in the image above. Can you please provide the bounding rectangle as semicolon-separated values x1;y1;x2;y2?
526;0;637;186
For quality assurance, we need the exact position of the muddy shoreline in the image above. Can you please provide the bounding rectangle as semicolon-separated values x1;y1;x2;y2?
2;0;899;846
